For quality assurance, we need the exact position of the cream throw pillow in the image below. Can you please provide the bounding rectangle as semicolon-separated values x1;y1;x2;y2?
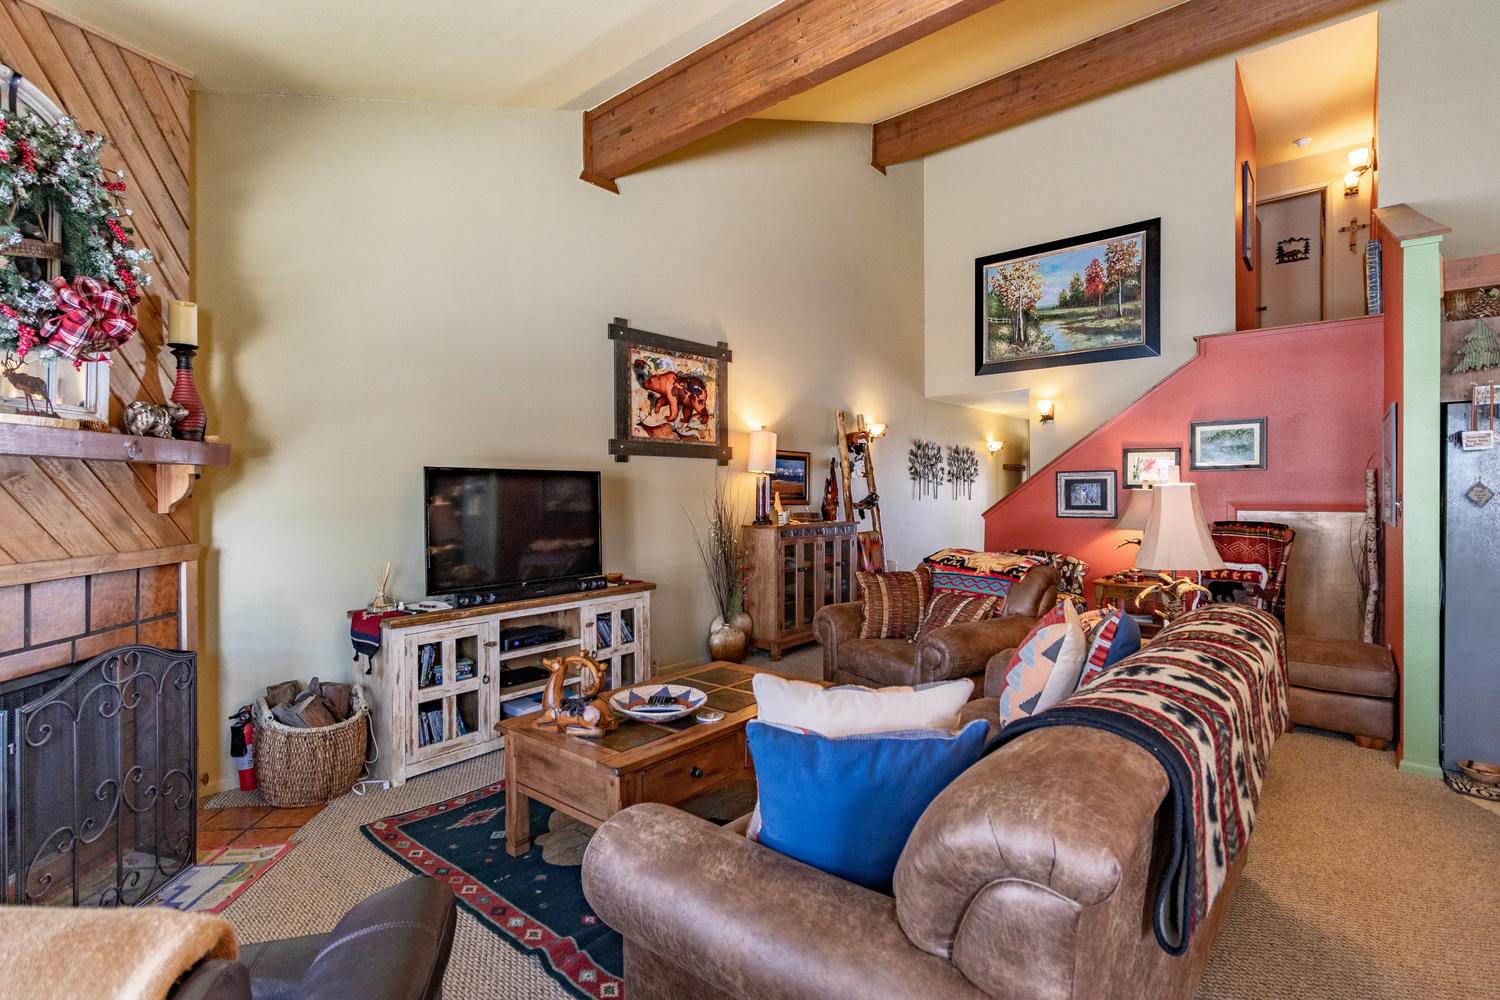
750;673;974;737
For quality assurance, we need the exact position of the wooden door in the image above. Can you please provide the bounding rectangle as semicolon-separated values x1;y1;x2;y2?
1258;191;1324;326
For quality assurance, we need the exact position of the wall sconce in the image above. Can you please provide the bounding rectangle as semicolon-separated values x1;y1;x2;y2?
1343;146;1371;197
866;422;888;440
1036;399;1056;424
986;439;1004;456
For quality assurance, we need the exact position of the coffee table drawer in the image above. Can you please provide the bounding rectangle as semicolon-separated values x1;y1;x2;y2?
639;731;750;806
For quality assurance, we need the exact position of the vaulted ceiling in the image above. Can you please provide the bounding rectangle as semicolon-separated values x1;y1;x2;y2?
40;0;1181;117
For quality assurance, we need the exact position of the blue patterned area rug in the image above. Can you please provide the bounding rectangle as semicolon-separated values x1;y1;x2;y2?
362;779;754;1000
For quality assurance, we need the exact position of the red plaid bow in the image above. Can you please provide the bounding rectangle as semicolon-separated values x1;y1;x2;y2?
39;275;138;363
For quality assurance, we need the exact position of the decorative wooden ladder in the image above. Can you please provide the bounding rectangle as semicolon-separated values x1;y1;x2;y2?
835;411;884;570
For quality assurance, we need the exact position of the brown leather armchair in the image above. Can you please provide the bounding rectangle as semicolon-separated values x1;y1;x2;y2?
813;564;1059;693
581;703;1244;1000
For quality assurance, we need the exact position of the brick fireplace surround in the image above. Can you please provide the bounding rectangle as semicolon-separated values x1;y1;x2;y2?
0;561;190;684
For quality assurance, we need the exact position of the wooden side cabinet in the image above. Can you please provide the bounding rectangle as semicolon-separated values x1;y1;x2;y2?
742;521;857;659
361;582;655;785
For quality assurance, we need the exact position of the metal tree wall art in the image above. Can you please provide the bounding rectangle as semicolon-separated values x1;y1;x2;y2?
947;445;979;499
908;439;945;498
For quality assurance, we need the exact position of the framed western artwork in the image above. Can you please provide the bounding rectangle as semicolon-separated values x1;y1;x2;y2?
975;218;1161;376
1190;418;1267;471
608;317;731;464
1122;446;1181;488
1056;470;1118;519
771;450;811;504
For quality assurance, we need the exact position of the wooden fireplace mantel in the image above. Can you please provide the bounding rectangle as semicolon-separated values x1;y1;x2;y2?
0;424;230;514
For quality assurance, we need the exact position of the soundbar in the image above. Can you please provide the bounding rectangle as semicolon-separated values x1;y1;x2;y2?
450;575;610;609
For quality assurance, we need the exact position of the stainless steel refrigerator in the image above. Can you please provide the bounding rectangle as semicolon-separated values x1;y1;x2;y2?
1442;403;1500;770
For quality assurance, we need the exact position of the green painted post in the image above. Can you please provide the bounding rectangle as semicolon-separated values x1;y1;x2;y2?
1400;234;1443;779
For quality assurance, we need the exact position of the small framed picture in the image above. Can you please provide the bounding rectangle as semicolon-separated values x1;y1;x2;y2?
771;450;811;504
1190;418;1267;471
1122;446;1181;488
1056;470;1117;518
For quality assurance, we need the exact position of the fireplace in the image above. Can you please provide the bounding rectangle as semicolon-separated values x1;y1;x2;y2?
1;645;196;906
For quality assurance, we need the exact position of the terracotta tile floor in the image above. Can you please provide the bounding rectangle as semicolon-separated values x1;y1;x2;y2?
198;802;325;853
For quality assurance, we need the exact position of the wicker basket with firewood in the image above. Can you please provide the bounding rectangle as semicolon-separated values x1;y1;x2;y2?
253;681;369;807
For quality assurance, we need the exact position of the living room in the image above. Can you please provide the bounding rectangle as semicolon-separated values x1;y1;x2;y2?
0;1;1495;998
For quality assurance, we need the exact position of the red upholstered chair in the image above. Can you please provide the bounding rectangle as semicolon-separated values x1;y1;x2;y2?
1201;521;1295;623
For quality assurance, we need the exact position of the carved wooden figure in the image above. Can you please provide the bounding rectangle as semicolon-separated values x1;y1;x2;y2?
533;654;618;738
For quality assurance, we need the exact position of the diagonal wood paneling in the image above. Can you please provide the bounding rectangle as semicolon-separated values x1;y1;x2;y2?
0;1;195;564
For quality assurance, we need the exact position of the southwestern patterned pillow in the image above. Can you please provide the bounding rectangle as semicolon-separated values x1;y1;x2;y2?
998;598;1088;727
857;567;932;640
1075;607;1143;688
912;591;998;644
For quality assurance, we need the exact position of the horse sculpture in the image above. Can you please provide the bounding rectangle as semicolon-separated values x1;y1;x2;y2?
532;653;617;738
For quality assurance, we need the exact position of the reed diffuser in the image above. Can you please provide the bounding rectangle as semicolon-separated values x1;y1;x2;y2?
367;561;396;613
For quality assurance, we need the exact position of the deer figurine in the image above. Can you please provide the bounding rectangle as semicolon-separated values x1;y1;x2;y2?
532;653;617;738
2;355;57;417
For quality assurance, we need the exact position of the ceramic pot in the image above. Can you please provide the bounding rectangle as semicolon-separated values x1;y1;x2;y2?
729;611;753;636
708;622;749;663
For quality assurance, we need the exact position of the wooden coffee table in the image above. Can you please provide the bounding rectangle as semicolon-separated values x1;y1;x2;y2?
498;661;778;856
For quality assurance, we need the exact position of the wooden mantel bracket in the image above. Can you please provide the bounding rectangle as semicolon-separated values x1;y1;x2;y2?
580;0;1006;188
870;0;1376;169
155;463;198;514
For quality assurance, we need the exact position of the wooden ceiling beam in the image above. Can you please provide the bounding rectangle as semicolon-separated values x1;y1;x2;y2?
871;0;1375;170
581;0;1006;191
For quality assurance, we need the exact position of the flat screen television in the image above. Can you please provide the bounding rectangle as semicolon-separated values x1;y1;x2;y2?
424;467;602;596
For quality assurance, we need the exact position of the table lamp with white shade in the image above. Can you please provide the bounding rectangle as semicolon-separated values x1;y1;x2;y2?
1134;480;1224;623
1114;488;1153;547
747;427;778;525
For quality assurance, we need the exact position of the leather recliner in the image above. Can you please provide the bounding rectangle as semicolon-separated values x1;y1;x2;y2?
171;876;456;1000
813;564;1059;693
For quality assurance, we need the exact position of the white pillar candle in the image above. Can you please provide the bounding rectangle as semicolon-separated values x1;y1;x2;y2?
167;299;198;347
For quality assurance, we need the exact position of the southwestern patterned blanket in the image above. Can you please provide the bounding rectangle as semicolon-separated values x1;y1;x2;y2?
988;603;1288;955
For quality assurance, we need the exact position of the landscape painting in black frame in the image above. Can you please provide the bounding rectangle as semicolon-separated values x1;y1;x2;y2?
976;218;1161;376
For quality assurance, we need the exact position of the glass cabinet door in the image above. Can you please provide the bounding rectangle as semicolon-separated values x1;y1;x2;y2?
407;623;495;757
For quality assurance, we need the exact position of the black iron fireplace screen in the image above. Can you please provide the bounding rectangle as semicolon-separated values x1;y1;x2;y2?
1;645;197;906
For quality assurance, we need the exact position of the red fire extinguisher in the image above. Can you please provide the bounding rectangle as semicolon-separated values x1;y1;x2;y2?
230;707;257;792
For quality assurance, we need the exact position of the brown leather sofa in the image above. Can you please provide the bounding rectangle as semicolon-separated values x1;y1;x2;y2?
171;877;456;1000
813;564;1059;693
581;698;1244;1000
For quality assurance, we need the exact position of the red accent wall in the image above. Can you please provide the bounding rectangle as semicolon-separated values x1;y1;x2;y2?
1234;66;1260;332
982;317;1385;594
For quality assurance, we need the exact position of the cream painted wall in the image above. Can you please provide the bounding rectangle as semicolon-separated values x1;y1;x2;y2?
1259;143;1375;323
1376;0;1500;258
923;59;1236;471
192;94;1011;784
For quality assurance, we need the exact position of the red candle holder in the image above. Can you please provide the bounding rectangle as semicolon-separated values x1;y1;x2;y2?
169;343;206;441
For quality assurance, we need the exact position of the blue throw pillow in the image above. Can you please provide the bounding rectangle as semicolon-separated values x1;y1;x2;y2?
745;718;989;893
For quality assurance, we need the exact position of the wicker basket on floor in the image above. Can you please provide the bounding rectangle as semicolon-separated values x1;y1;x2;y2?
253;685;369;807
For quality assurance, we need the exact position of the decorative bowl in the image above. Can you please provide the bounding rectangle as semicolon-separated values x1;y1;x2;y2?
1458;759;1500;786
609;684;708;723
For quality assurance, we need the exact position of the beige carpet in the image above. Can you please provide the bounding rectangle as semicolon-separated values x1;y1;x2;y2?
212;651;1500;999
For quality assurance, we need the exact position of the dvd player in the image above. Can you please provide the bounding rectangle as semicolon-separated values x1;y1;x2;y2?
500;624;569;652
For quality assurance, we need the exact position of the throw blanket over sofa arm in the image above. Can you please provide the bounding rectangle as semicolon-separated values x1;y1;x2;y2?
582;804;987;1000
814;602;864;681
894;724;1172;1000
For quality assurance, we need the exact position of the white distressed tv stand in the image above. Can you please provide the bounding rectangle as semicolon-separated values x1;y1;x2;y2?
361;582;654;785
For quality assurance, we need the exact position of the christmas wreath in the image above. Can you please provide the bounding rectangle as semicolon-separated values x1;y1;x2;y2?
0;107;152;366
